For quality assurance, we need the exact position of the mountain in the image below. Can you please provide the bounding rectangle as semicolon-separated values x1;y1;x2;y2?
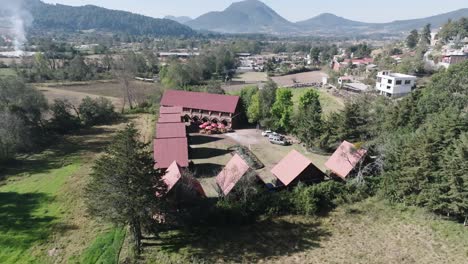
24;0;195;37
185;0;468;36
164;16;193;24
186;0;297;34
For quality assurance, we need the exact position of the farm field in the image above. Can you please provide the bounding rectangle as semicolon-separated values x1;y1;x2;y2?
271;71;328;87
0;114;154;264
142;198;468;264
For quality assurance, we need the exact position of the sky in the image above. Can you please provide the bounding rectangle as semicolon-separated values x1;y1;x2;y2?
42;0;468;23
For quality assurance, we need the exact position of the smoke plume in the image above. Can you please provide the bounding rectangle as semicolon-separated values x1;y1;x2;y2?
0;0;33;52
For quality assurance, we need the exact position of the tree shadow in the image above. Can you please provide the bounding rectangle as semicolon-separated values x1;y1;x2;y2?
191;163;224;178
143;217;330;263
189;135;223;145
190;148;232;160
0;192;56;250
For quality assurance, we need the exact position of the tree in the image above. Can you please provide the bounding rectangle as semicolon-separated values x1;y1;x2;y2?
239;85;259;111
270;88;293;132
406;29;420;49
258;79;277;127
295;90;323;148
78;97;117;127
67;55;91;81
421;24;432;45
247;91;261;124
48;99;81;134
85;124;166;254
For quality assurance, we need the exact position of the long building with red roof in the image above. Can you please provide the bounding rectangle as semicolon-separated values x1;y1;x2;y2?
153;137;189;169
160;90;242;128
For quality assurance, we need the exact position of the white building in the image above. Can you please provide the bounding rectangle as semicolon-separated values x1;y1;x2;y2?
376;71;417;98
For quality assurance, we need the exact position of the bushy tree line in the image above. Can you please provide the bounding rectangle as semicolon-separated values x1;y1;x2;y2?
159;47;236;88
437;18;468;43
0;77;118;165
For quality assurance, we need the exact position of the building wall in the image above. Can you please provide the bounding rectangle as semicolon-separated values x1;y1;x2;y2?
376;72;416;97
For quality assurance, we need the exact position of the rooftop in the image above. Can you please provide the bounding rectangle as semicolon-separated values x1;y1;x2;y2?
153;138;189;169
160;106;183;114
325;141;367;179
216;154;251;196
158;113;183;123
271;150;314;186
161;90;240;114
155;123;186;139
378;71;416;78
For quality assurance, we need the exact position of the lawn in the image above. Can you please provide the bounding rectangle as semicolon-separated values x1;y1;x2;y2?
0;115;154;263
141;199;468;264
290;87;345;115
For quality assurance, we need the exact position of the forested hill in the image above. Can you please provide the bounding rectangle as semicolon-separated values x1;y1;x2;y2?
25;0;195;37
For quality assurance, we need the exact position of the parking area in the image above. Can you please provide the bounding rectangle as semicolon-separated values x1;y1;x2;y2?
190;129;331;197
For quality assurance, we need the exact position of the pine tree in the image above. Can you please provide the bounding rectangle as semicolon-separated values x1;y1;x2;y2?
295;90;323;148
85;124;166;254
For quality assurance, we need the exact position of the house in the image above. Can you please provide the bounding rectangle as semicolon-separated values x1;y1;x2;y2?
160;161;205;197
271;150;324;187
439;54;468;69
153;137;189;169
155;123;187;139
332;58;374;71
160;90;242;128
216;154;254;196
375;71;417;98
325;141;367;180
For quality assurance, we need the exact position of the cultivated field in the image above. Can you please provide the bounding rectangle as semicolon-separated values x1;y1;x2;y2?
0;114;154;264
143;199;468;264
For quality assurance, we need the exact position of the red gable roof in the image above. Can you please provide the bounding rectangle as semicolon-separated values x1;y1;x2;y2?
325;141;367;179
162;161;182;194
158;113;182;123
216;154;251;195
155;123;186;139
271;150;314;186
154;138;189;169
161;90;240;114
160;106;183;114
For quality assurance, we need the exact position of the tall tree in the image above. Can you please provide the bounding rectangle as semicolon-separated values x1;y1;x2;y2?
270;88;293;132
421;24;432;45
406;29;420;49
85;124;166;254
295;90;323;148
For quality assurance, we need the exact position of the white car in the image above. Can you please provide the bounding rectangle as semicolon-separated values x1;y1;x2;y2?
262;130;272;137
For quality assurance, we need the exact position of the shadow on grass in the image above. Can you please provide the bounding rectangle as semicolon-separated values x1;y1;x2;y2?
144;218;330;262
0;192;57;250
190;148;232;160
189;135;223;145
191;163;224;178
0;124;121;182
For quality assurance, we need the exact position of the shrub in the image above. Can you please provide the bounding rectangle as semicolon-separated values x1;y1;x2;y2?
48;99;82;134
78;97;118;127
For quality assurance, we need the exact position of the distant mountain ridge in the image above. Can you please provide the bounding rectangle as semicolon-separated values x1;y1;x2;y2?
186;0;468;36
164;16;193;24
23;0;195;37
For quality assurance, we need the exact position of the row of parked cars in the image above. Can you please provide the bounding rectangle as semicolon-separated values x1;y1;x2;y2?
261;130;290;146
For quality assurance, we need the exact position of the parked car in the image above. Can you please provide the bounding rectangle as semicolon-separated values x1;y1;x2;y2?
268;132;281;140
269;136;289;146
262;130;272;137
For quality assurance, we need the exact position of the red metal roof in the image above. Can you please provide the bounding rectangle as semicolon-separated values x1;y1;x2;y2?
153;138;189;169
160;106;183;114
271;150;313;186
325;141;367;179
155;123;186;139
216;154;251;195
161;90;240;114
162;161;182;194
158;113;183;123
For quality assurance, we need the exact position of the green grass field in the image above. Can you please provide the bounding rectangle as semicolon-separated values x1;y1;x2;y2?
0;150;82;263
0;68;16;77
290;87;345;115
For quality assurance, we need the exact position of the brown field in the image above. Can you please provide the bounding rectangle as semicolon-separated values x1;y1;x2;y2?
144;198;468;264
271;71;328;87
